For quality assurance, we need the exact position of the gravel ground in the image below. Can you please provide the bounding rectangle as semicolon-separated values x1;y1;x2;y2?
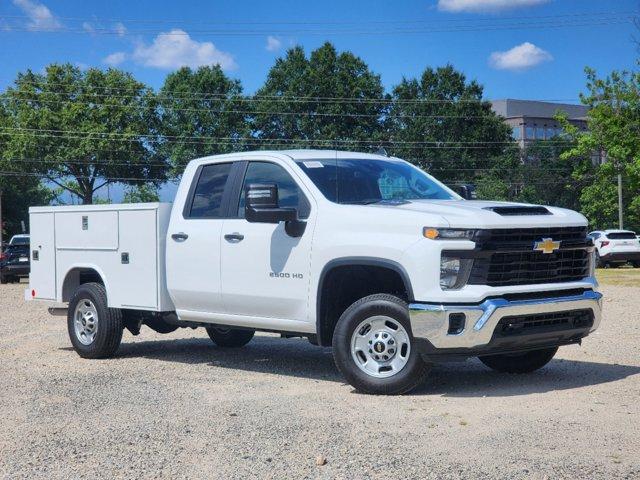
1;281;639;479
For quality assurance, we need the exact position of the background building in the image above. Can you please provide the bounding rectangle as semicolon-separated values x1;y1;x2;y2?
491;99;589;148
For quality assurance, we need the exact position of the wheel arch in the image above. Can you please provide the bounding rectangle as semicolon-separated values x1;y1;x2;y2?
315;257;414;347
61;264;110;303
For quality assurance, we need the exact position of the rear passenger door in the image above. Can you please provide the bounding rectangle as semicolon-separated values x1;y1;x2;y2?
166;161;238;317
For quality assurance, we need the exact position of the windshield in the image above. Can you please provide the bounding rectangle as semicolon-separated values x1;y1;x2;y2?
296;158;456;204
10;236;29;245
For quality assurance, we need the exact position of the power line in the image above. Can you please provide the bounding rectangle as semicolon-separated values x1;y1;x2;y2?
0;126;547;144
1;10;633;27
0;131;578;150
0;15;632;36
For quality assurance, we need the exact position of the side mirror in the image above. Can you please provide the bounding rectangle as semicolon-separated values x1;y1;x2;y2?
245;183;298;224
455;184;477;200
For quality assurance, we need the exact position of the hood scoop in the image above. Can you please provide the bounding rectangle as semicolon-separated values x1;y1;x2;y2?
484;206;552;216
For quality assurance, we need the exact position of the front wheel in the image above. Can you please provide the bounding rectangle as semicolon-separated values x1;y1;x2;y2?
332;294;430;395
479;347;558;374
206;326;255;347
67;282;123;359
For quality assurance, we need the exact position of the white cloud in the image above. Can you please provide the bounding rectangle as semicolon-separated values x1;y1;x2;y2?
12;0;62;30
82;21;94;33
130;29;237;70
438;0;549;13
103;52;127;66
489;42;552;71
113;22;126;37
265;35;282;52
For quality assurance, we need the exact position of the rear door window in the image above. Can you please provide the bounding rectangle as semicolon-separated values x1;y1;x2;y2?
187;163;233;219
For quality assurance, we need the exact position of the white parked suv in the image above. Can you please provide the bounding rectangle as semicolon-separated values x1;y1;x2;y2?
588;230;640;268
26;150;602;394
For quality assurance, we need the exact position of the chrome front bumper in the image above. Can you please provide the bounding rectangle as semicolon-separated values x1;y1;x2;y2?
408;290;602;350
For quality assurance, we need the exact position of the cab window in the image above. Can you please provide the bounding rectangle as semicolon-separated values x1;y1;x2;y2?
187;162;233;219
238;162;310;219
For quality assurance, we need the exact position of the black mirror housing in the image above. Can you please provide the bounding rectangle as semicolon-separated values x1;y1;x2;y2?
245;183;298;224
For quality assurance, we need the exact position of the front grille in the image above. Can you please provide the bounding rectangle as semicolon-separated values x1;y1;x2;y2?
466;226;591;287
476;226;588;249
469;249;590;286
495;309;594;337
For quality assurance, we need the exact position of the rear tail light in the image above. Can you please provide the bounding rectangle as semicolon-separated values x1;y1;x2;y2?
0;253;6;261
600;241;610;247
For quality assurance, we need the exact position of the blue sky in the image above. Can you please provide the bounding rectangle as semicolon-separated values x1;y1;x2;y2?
0;0;637;202
0;0;637;101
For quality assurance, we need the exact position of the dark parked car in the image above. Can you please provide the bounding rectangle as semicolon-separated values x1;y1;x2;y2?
0;242;31;284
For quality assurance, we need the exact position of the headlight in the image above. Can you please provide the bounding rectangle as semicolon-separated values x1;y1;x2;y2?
424;228;477;240
440;256;474;290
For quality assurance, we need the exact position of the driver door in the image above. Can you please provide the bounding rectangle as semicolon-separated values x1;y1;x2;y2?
220;161;315;323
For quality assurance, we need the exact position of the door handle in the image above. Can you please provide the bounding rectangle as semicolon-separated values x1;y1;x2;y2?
224;232;244;243
171;232;189;242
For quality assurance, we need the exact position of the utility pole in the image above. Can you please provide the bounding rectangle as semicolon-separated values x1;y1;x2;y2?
617;172;624;229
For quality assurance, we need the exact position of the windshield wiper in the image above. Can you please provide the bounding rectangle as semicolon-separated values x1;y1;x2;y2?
342;199;384;205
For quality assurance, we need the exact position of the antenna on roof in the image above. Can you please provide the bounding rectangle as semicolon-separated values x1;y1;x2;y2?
374;146;388;157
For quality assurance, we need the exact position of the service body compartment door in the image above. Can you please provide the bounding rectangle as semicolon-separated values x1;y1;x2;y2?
29;212;56;300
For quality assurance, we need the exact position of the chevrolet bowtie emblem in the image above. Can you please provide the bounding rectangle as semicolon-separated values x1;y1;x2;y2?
534;238;561;254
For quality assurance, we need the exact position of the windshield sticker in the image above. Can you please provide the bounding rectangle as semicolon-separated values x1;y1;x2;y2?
303;161;324;168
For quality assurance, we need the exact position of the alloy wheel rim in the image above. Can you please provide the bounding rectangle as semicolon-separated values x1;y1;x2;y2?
350;315;411;378
74;299;98;345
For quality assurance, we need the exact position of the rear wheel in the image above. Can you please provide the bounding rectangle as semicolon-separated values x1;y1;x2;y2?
206;326;255;347
0;273;7;284
332;294;430;395
67;282;123;359
632;261;640;268
479;347;558;374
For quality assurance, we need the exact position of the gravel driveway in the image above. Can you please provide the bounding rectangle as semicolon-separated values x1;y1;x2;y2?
1;281;639;479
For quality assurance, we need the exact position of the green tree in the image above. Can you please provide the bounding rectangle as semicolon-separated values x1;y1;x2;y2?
2;63;165;204
388;65;513;184
517;139;594;210
560;67;640;230
158;65;249;174
122;184;160;203
252;43;386;149
0;98;54;240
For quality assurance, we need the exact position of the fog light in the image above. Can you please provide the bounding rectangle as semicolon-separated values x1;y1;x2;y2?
448;313;466;335
440;256;473;290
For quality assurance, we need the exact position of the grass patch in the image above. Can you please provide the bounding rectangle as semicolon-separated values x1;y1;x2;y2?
596;267;640;287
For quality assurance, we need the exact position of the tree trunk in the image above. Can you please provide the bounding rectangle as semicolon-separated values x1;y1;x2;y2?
82;189;93;205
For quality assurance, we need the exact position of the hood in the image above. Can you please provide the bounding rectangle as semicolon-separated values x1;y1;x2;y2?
371;199;587;229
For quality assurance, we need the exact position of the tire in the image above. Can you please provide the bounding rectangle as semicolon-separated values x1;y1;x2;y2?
595;251;605;268
332;294;431;395
206;326;255;347
0;273;6;284
67;282;123;359
479;347;558;374
633;261;640;268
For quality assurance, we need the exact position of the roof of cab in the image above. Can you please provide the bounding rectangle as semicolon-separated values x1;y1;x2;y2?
191;149;400;164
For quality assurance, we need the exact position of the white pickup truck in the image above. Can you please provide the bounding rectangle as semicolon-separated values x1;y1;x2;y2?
27;150;602;394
